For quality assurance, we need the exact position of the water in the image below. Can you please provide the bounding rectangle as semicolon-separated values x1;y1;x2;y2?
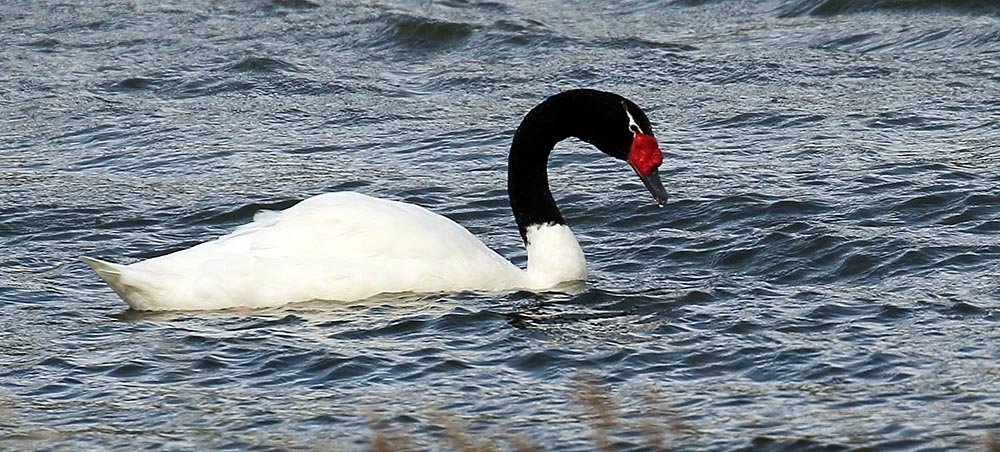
2;0;999;449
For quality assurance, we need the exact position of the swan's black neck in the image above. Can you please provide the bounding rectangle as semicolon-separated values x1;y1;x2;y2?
507;89;642;242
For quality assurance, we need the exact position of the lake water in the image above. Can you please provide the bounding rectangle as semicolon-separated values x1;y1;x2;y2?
2;0;999;450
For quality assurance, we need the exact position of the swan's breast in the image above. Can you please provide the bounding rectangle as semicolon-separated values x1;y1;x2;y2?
523;223;587;289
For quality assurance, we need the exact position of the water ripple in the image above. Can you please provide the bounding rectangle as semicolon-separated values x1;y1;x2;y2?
3;0;1000;450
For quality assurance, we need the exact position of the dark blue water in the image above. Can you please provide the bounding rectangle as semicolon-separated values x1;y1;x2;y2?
2;0;999;450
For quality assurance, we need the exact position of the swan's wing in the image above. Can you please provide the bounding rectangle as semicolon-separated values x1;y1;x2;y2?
231;192;503;261
116;192;521;309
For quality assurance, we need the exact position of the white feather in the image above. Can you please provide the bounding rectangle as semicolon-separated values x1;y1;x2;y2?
83;192;587;311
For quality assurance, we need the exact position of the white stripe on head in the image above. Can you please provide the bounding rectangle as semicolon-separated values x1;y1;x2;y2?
623;103;640;134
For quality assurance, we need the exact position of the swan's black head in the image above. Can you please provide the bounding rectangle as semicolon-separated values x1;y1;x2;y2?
508;89;669;239
548;89;668;205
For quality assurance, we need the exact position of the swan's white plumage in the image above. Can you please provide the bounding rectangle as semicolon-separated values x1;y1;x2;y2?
524;223;587;288
84;192;587;311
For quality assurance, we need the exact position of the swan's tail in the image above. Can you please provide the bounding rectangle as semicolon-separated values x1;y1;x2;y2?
81;256;123;282
81;256;154;309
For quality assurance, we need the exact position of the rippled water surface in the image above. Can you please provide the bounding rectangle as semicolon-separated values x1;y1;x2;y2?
2;0;1000;450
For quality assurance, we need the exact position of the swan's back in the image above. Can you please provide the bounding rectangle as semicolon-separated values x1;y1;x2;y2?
89;192;523;310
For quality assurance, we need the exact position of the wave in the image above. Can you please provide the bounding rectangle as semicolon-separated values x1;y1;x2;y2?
699;112;827;130
103;54;345;99
270;0;319;8
815;27;1000;54
650;175;1000;288
778;0;1000;17
227;56;300;74
379;13;476;50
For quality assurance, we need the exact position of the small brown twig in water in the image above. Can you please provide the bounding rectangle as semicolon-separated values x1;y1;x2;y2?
575;373;619;452
431;411;500;452
986;433;1000;452
365;412;406;452
637;384;690;452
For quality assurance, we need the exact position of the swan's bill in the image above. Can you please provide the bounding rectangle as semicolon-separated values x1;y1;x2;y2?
635;167;668;206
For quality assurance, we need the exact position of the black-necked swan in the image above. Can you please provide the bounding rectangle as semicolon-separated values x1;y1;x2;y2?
83;89;668;311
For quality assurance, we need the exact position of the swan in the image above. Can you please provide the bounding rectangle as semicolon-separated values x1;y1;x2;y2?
83;89;668;311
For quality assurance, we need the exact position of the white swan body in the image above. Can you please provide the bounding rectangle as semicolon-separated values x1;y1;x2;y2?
84;192;586;311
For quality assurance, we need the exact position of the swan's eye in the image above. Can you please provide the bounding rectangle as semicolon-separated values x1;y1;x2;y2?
629;124;639;133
